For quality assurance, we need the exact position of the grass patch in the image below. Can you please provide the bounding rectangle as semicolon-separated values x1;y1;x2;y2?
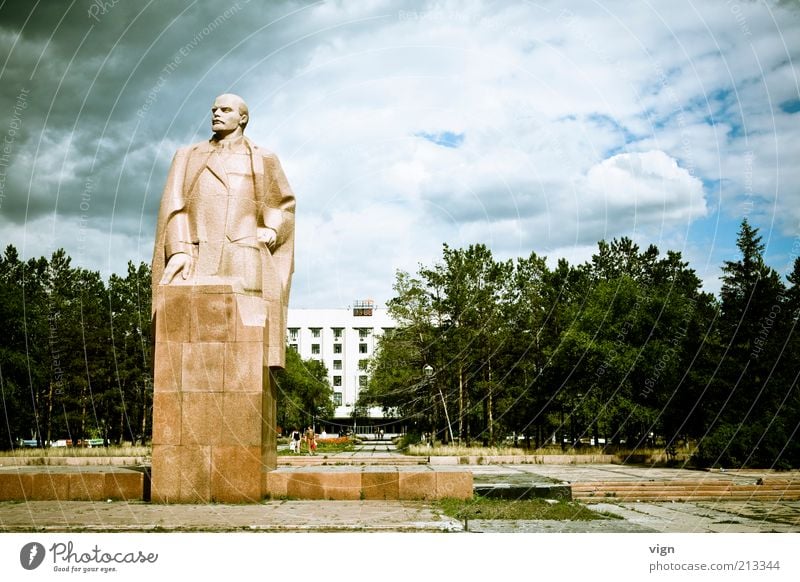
438;495;618;521
278;440;357;456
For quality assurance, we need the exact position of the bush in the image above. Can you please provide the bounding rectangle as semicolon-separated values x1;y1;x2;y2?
695;425;735;467
396;432;421;451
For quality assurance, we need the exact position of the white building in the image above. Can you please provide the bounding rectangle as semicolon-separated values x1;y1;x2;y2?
287;300;396;431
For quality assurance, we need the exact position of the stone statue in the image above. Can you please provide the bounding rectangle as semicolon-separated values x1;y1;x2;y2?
151;93;295;368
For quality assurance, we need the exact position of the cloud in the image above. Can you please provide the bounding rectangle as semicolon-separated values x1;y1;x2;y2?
585;150;707;222
0;0;798;307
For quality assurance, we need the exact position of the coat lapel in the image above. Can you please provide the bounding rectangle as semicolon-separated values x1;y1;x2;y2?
247;139;265;203
185;142;228;192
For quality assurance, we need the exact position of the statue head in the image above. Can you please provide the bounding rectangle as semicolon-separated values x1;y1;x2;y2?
211;93;249;139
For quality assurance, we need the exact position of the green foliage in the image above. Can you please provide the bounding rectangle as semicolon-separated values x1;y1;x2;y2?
3;217;797;469
0;245;153;449
438;496;616;521
361;223;798;468
274;346;333;433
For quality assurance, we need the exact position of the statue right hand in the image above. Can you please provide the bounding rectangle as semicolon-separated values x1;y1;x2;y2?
160;253;192;284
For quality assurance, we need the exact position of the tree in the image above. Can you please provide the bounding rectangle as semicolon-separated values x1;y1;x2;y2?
108;262;153;444
698;219;790;467
275;347;333;433
360;271;436;435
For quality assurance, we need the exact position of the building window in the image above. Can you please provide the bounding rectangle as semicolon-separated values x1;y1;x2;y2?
359;375;368;388
382;327;395;338
333;392;342;406
359;343;368;354
333;344;342;354
288;328;299;342
333;376;342;387
358;328;371;339
333;360;342;370
332;328;343;340
358;359;368;371
311;344;320;355
311;328;321;338
289;344;298;352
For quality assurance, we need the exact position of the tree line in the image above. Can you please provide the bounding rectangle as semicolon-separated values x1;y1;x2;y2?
0;247;152;448
0;245;331;449
360;220;800;468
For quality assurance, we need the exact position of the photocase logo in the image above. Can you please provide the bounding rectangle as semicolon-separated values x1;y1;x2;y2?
20;542;46;570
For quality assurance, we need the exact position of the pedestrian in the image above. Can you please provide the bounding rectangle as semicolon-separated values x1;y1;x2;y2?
291;429;301;454
305;426;316;455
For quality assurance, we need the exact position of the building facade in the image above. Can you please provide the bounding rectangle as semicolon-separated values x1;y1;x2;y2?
287;300;396;432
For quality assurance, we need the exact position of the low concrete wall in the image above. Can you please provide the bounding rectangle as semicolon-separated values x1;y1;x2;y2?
264;467;472;500
0;467;145;501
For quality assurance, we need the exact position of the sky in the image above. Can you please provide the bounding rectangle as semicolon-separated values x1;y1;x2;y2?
0;0;798;308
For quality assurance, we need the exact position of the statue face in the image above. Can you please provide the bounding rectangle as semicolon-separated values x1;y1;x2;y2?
211;95;247;135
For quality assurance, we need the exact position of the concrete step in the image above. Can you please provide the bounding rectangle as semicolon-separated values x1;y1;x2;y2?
572;479;800;502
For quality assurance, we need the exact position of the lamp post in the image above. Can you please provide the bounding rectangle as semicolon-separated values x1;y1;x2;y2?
424;364;454;445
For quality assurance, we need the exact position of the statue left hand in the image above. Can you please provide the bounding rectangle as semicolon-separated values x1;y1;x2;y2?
257;227;277;251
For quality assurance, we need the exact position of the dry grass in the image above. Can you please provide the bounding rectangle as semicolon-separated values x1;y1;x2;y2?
406;443;692;459
406;444;528;456
0;445;150;458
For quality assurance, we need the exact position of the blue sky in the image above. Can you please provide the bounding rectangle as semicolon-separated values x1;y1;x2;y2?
0;0;798;307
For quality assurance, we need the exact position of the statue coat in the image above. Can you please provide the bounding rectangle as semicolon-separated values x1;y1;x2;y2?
151;137;295;368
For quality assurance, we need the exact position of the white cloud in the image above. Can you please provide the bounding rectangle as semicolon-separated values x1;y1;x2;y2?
2;0;798;306
585;150;707;221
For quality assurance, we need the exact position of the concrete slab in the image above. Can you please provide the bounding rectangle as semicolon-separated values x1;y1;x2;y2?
0;500;462;532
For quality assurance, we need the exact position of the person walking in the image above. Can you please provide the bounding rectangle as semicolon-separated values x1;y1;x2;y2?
305;426;316;456
291;429;301;454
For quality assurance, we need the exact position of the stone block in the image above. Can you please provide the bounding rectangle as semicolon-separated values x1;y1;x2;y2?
152;392;181;445
261;371;277;471
182;342;225;392
191;283;241;295
105;471;144;501
398;470;436;500
179;445;212;503
211;446;262;502
436;470;473;499
0;472;32;501
286;473;325;499
68;472;106;501
181;392;223;445
151;446;181;503
191;291;236;342
264;471;289;498
221;392;262;446
32;473;70;500
155;286;192;343
362;470;399;500
153;341;182;392
320;471;362;500
223;342;263;392
235;295;266;341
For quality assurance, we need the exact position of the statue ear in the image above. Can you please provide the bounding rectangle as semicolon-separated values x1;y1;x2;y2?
240;114;249;128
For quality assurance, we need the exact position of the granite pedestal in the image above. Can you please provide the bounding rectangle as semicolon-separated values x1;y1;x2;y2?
150;283;276;503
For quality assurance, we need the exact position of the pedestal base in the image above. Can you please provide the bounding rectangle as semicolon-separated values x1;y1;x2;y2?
150;284;276;503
